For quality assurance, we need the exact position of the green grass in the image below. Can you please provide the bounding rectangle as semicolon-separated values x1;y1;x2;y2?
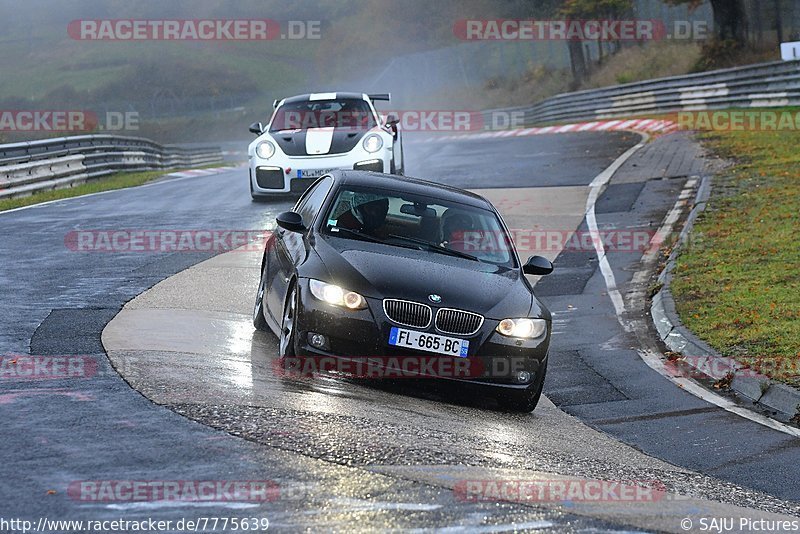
671;110;800;387
0;166;225;212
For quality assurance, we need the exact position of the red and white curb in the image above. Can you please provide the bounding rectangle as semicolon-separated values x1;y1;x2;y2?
414;118;677;143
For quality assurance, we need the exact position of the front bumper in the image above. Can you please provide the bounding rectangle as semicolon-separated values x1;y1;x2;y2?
249;149;391;196
290;279;550;388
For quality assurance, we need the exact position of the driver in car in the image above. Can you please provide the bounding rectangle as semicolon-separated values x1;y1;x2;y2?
336;194;390;238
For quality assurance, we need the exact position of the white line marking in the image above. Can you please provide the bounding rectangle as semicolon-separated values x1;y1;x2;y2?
638;347;800;438
585;134;649;329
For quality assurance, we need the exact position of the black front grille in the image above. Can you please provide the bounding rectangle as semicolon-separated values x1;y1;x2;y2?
353;159;384;172
256;167;285;189
435;308;484;336
383;299;432;329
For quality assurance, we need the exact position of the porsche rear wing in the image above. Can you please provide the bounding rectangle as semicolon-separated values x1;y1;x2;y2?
273;94;390;107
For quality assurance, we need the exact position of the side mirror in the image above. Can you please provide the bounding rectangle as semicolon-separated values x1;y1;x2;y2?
249;122;264;135
523;255;553;276
384;113;400;127
276;211;306;233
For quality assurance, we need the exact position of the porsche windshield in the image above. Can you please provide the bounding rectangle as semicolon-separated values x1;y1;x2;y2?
322;186;516;267
270;99;377;131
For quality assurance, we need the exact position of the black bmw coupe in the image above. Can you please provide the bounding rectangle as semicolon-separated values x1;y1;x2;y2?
253;170;554;411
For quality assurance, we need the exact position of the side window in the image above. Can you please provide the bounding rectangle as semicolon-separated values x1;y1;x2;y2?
295;176;333;227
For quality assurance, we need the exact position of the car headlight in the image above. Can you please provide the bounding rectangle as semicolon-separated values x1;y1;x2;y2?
256;140;276;159
362;134;383;153
309;279;367;310
496;318;547;339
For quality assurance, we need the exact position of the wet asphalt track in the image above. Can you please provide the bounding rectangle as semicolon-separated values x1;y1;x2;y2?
1;131;799;531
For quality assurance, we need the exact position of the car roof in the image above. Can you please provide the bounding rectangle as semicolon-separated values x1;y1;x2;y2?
282;92;365;104
329;170;494;210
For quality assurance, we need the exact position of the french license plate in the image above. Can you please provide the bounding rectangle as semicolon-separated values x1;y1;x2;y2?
388;327;469;357
298;168;334;178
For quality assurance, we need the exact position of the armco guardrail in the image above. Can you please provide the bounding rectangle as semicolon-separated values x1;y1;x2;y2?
0;135;222;200
505;59;800;126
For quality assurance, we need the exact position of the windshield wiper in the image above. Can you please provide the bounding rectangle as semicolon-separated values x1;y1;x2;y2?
387;234;483;262
329;226;386;244
330;227;420;251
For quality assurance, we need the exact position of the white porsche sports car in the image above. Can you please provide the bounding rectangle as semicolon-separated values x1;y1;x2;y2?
247;92;404;199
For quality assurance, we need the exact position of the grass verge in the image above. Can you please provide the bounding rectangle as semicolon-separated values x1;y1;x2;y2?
0;165;226;212
671;112;800;387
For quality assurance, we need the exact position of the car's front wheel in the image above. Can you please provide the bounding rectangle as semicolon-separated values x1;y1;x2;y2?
496;359;547;412
279;285;298;357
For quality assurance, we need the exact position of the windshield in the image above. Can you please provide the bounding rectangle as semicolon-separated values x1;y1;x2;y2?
321;186;516;267
269;98;377;132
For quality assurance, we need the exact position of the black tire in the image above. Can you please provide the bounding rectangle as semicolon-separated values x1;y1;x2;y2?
497;359;547;412
253;268;268;331
278;284;298;358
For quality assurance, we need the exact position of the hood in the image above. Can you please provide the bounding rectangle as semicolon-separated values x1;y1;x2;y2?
310;236;534;319
270;128;368;156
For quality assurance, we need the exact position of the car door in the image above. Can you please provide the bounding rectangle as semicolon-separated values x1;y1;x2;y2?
266;176;333;323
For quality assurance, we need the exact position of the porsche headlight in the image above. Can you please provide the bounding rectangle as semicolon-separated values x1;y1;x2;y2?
496;318;546;339
362;134;383;153
309;279;367;310
256;140;276;159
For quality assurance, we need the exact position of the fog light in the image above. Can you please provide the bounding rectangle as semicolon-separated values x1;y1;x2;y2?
308;332;329;350
514;371;531;384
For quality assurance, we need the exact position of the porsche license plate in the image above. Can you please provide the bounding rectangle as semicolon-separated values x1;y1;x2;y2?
298;168;334;178
388;327;469;357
